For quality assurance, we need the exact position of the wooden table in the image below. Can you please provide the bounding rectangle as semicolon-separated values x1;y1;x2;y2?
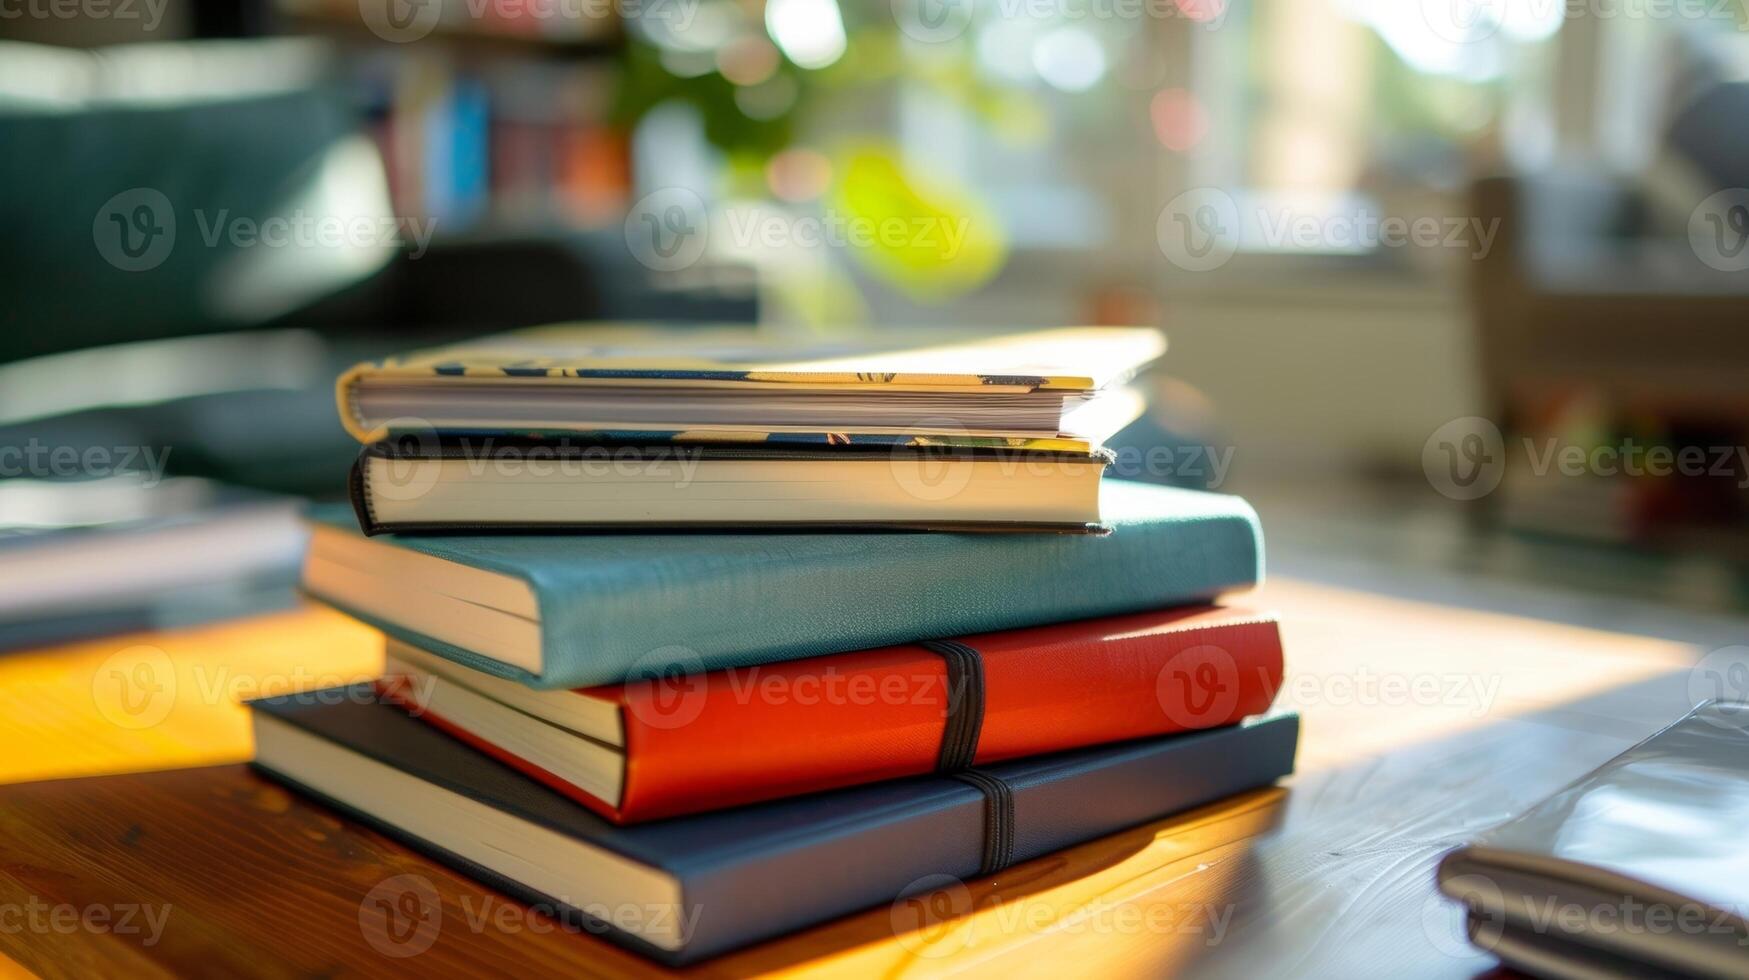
0;577;1732;978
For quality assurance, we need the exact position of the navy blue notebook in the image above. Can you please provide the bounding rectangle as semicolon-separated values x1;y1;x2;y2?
250;690;1298;964
301;480;1264;688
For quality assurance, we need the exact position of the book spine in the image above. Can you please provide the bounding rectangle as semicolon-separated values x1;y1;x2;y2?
347;449;383;536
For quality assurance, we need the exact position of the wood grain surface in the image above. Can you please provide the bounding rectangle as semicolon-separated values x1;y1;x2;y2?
0;577;1733;978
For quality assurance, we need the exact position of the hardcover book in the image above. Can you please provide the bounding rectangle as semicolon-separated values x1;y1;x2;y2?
250;691;1299;964
350;438;1111;534
300;480;1264;688
333;324;1164;453
376;604;1285;822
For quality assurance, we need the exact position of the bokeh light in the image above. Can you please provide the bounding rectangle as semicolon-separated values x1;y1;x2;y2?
765;0;848;71
1032;28;1107;93
1150;88;1208;153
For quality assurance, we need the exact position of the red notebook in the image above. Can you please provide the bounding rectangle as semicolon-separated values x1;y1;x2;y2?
377;604;1283;823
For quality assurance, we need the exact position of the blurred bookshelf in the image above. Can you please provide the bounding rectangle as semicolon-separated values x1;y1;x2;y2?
269;0;633;236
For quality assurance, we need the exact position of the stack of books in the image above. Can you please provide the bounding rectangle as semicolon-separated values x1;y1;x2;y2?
250;324;1298;964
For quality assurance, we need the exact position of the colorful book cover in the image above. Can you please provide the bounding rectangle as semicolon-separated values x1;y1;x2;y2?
299;480;1264;689
378;604;1285;822
334;324;1165;444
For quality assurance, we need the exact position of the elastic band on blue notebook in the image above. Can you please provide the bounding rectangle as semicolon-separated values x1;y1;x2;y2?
950;769;1016;877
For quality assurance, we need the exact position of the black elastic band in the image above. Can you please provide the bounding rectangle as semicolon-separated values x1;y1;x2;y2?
919;639;985;772
951;769;1016;877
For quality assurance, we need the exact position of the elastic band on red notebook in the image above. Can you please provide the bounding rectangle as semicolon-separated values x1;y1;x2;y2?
920;639;986;772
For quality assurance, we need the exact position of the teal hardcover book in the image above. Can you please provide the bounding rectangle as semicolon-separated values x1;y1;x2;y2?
300;480;1263;689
